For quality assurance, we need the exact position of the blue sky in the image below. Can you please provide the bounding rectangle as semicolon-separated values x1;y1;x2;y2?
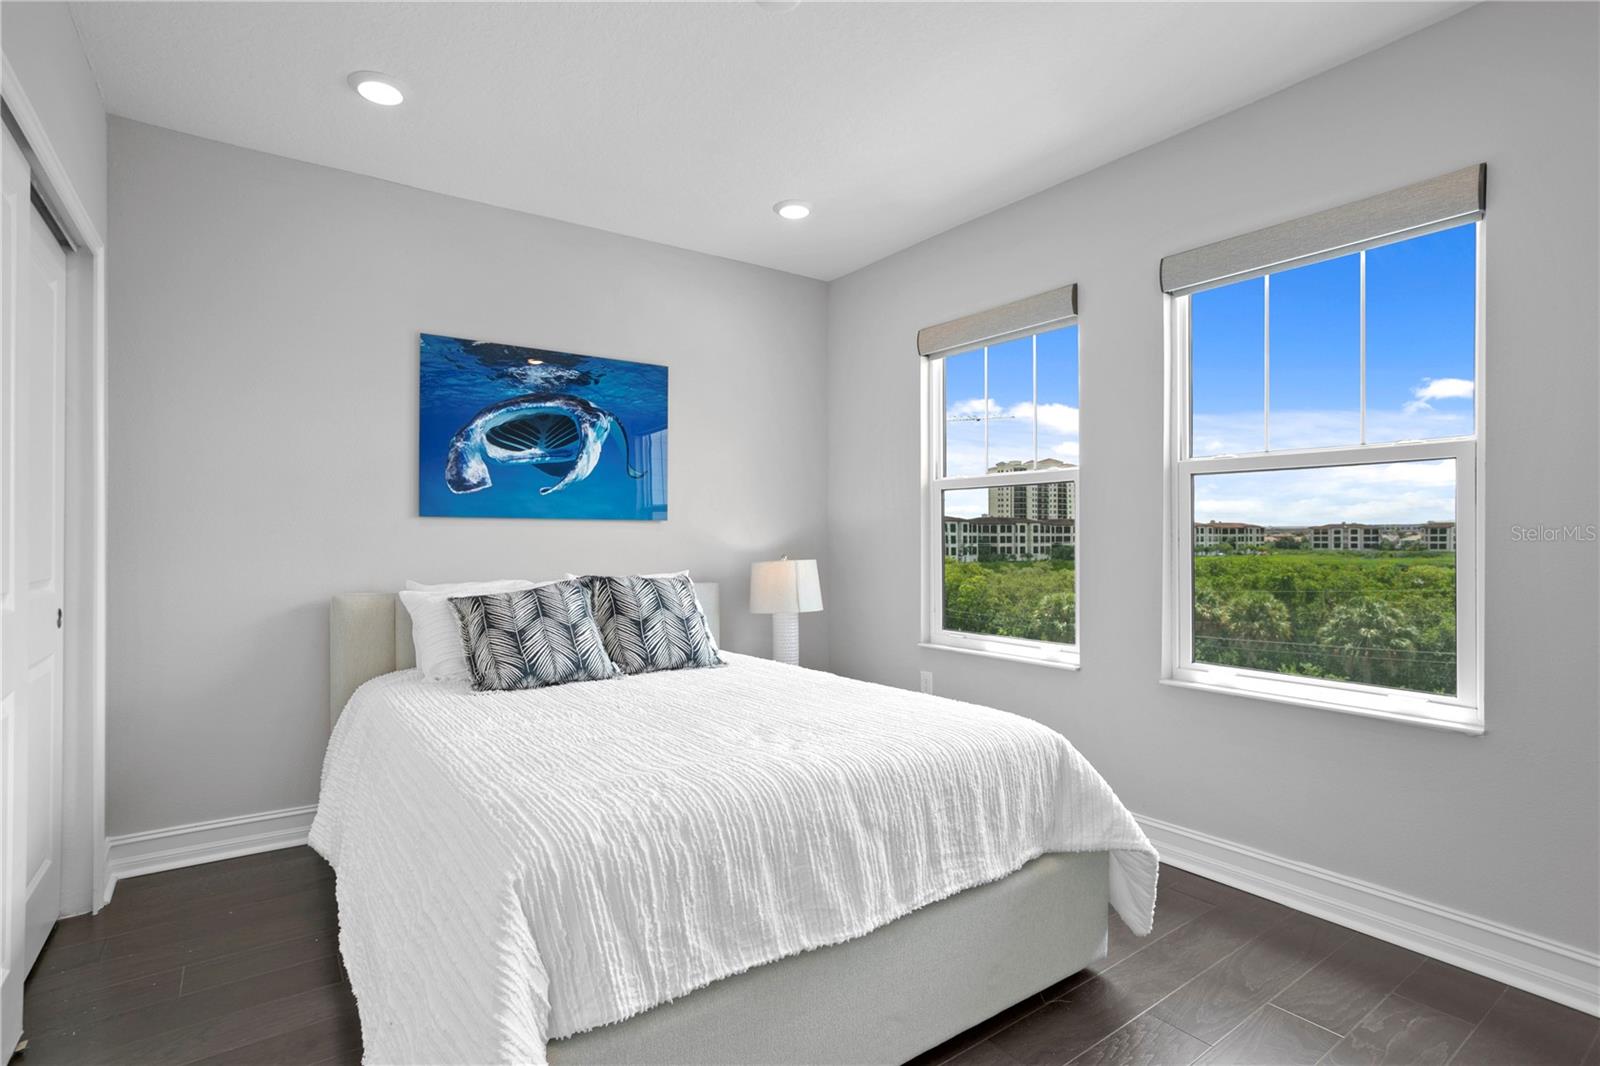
945;224;1475;526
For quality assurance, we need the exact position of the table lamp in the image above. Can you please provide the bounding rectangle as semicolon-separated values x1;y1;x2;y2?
749;557;823;665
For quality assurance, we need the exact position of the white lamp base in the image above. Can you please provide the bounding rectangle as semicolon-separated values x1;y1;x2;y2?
771;612;799;665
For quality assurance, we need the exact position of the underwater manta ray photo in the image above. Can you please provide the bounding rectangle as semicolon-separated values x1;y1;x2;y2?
444;393;645;497
418;333;669;521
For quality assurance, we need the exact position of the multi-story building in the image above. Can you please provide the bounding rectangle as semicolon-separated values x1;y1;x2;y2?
987;459;1075;520
1306;522;1456;551
1419;521;1457;551
944;516;1076;561
1307;523;1385;550
1192;521;1265;548
947;513;1453;561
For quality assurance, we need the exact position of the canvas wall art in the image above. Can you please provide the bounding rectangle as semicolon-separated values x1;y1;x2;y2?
419;333;668;520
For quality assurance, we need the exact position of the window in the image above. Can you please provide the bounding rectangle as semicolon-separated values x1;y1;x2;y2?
921;285;1080;667
1163;166;1485;731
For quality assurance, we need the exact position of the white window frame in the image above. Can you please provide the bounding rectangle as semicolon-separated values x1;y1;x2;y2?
1161;223;1485;734
922;325;1081;669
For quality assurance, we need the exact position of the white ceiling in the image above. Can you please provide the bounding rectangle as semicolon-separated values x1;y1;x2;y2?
70;1;1468;280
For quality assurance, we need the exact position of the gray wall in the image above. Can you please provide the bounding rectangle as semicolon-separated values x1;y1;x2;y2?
107;119;829;836
1;2;107;238
825;2;1598;954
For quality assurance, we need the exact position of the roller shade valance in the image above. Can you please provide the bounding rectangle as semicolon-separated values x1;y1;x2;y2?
1160;164;1485;295
918;283;1078;358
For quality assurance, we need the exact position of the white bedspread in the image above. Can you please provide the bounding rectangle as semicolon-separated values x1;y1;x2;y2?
310;654;1158;1065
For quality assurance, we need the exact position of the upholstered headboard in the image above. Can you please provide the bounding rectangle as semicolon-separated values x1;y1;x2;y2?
328;583;721;727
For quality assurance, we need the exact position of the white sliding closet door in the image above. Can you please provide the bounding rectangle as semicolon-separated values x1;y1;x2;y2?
20;161;67;976
1;121;30;1060
1;120;68;1057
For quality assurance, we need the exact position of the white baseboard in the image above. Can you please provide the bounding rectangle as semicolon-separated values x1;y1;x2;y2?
102;804;317;907
1138;814;1600;1018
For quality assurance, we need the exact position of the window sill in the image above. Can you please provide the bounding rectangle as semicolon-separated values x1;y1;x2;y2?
1159;677;1483;736
919;642;1081;672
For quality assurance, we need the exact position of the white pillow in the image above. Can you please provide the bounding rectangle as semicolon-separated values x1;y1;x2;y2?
399;579;545;682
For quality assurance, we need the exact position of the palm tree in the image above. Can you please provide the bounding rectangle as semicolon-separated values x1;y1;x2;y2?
1224;592;1292;642
1030;591;1076;645
1222;592;1292;669
1317;599;1422;687
1193;587;1228;637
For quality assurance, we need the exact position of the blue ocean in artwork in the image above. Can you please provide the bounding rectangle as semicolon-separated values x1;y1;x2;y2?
419;333;668;520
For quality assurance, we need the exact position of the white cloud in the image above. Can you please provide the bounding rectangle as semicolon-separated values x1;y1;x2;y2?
1192;410;1364;454
1367;406;1473;442
1403;377;1475;414
1008;402;1079;436
1415;377;1475;401
943;437;987;477
948;397;998;419
1193;459;1456;526
943;491;989;518
1191;406;1472;456
944;397;1080;469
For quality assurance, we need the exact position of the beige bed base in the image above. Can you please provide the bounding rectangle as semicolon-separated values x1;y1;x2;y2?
328;590;1110;1065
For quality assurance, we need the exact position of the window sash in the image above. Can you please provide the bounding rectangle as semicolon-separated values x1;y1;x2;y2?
925;329;1081;663
935;331;1081;479
1171;441;1476;709
1178;438;1471;476
935;467;1078;492
1186;229;1480;459
1163;222;1483;728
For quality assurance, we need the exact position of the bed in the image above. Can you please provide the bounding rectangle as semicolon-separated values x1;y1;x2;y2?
315;585;1158;1066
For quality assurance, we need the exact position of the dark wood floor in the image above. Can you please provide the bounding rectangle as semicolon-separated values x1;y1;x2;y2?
17;848;358;1066
909;866;1600;1066
14;849;1598;1066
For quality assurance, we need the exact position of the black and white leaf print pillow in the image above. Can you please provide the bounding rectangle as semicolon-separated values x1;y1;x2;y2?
449;580;619;691
581;572;723;675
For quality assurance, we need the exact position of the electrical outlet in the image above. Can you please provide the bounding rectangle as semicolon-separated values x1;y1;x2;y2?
919;671;933;695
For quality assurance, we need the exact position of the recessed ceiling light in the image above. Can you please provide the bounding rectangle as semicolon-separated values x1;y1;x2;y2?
348;71;404;107
774;200;812;221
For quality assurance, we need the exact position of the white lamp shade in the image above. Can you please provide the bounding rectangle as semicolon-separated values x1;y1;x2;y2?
749;558;823;615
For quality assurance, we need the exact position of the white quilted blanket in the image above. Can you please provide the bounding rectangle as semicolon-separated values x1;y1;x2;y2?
310;654;1158;1065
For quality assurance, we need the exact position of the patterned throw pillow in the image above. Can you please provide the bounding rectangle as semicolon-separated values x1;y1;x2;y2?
449;581;619;691
581;573;723;675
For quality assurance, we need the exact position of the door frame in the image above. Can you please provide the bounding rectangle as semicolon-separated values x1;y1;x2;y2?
2;57;108;918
